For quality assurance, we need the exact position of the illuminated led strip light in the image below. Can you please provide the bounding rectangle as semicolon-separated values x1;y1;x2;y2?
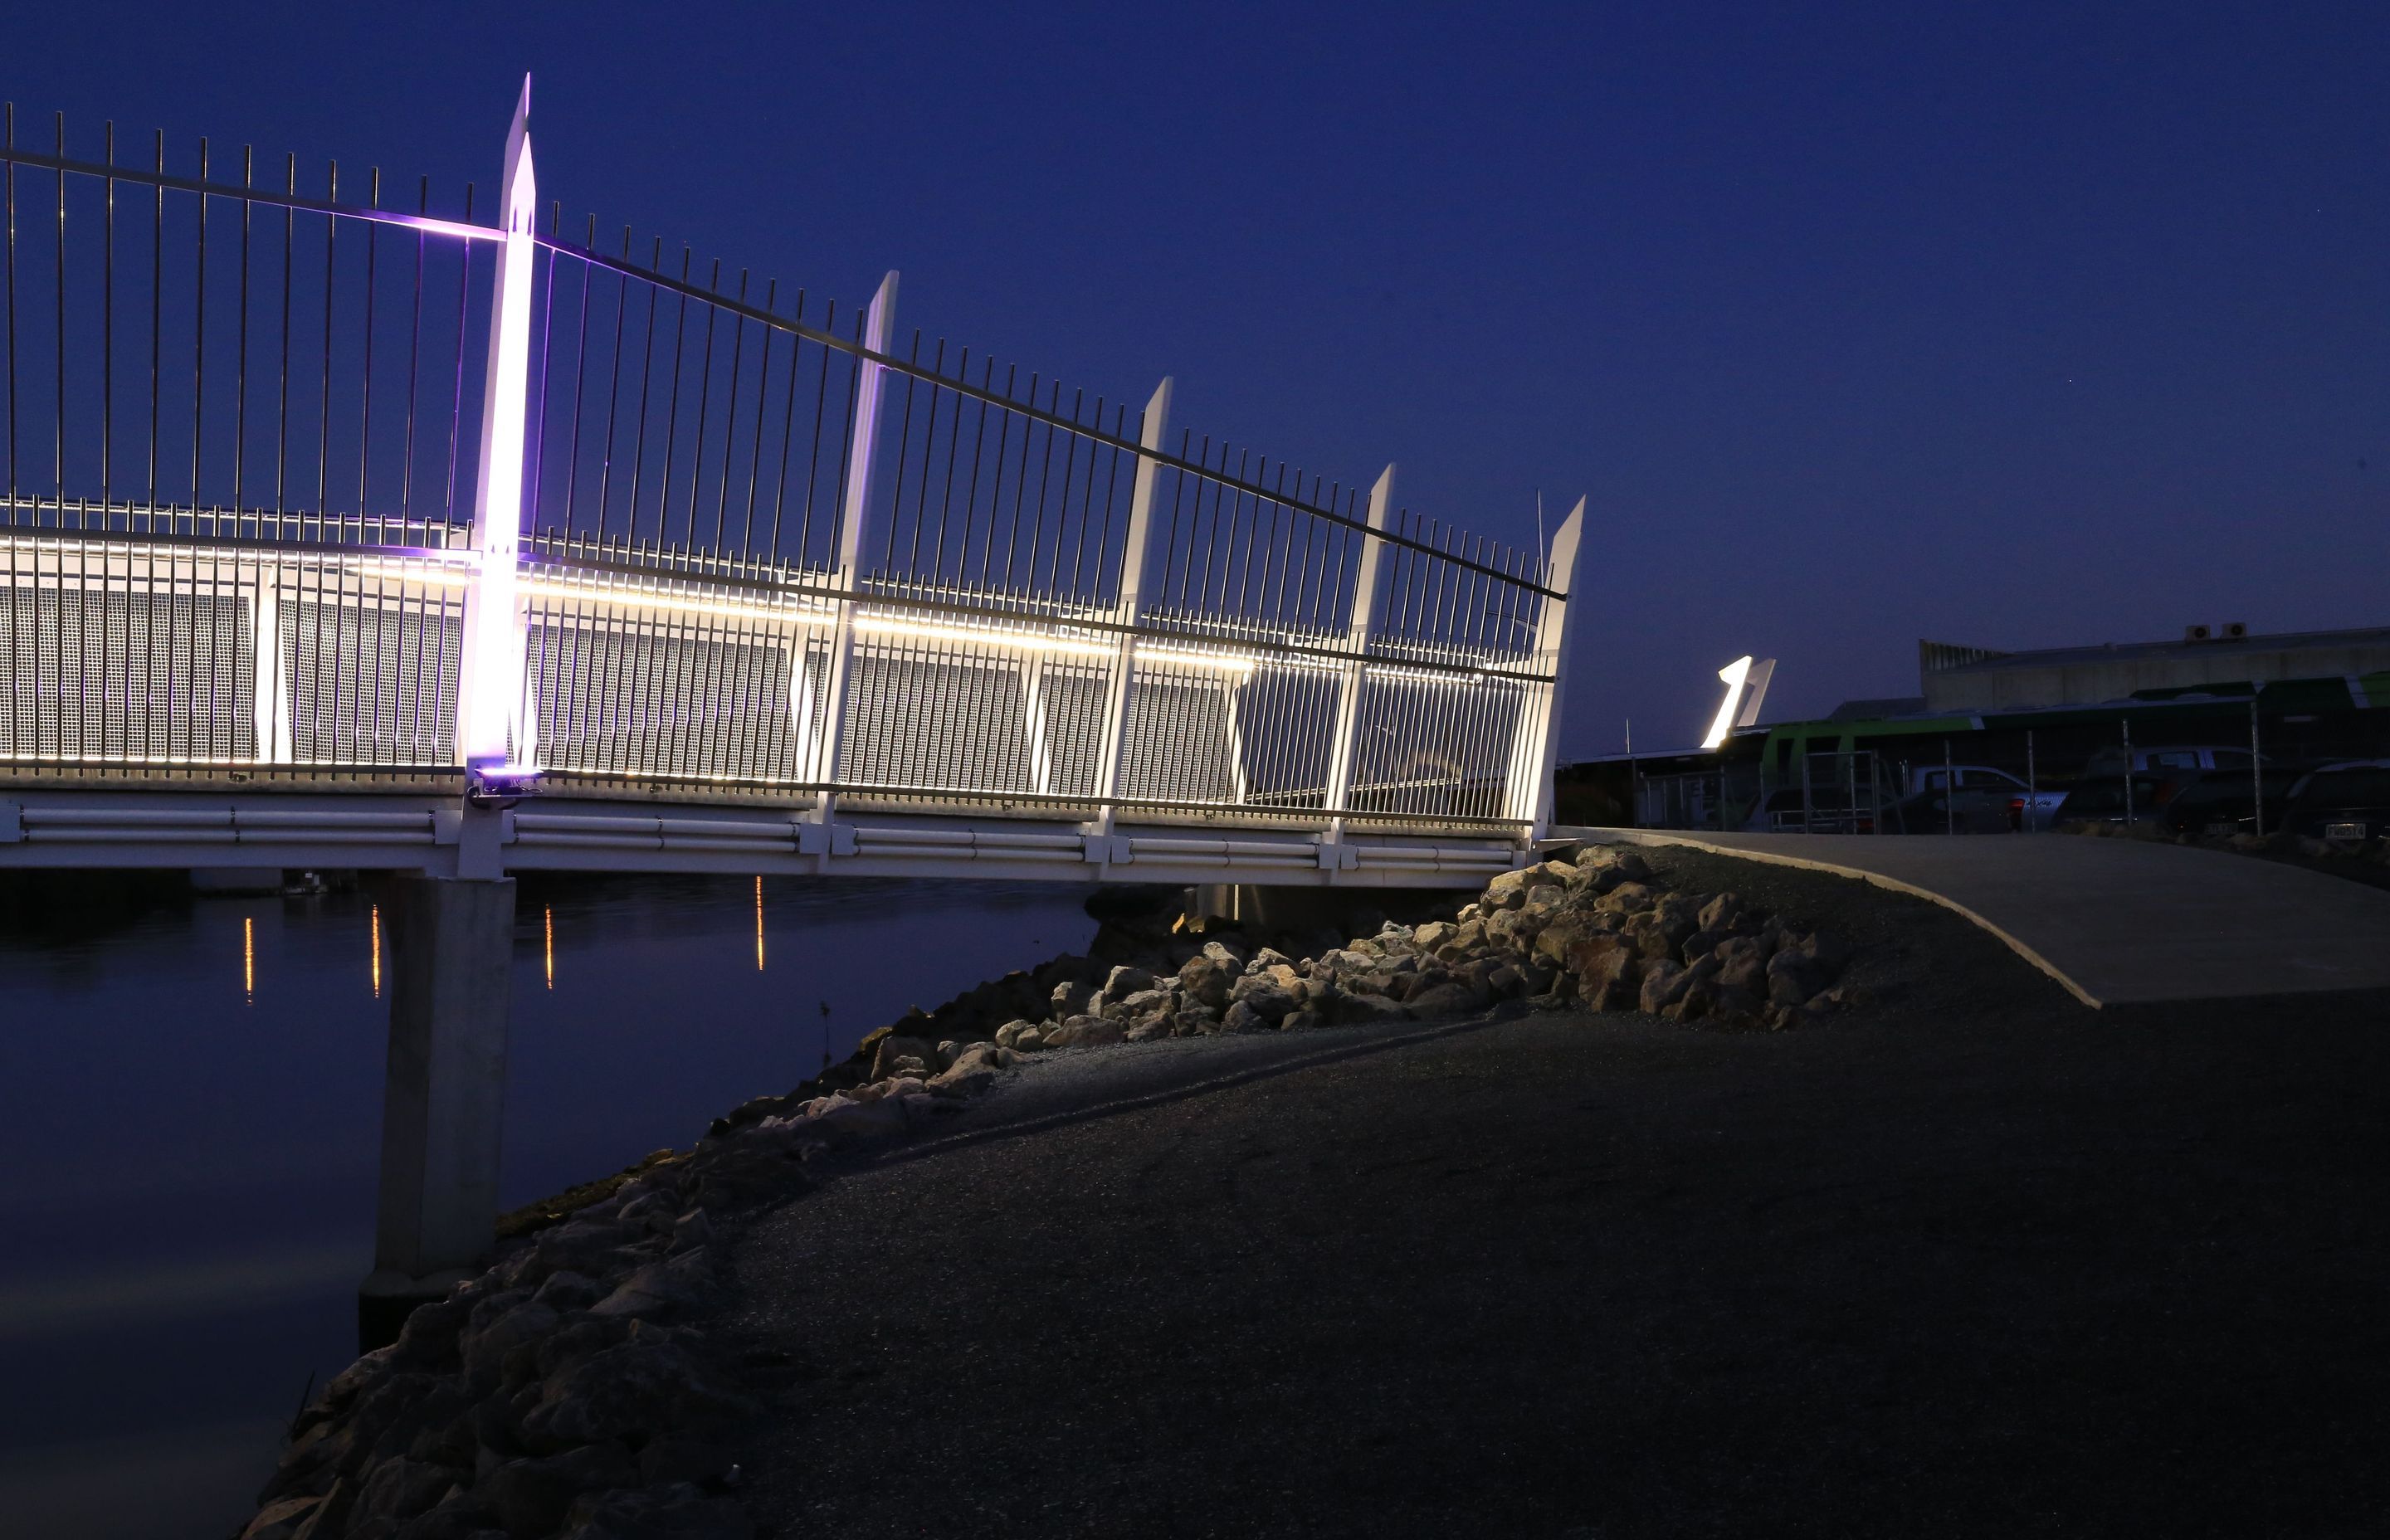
0;532;475;576
0;534;1511;681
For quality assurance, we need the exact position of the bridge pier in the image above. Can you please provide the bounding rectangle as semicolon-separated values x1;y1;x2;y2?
1184;883;1462;936
359;874;517;1349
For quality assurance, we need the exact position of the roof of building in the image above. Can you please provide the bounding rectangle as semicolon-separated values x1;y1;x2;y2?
1923;625;2390;675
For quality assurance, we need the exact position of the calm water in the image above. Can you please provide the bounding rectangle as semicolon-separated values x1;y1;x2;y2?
0;872;1095;1538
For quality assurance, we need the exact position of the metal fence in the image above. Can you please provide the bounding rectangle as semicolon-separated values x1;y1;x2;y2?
0;88;1581;836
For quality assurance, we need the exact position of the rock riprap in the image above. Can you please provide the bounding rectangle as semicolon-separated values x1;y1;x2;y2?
239;841;1859;1539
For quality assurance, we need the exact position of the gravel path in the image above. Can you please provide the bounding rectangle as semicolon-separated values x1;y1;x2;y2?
722;850;2389;1538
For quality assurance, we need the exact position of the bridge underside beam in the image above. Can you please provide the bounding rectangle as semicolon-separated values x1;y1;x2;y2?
0;791;1531;889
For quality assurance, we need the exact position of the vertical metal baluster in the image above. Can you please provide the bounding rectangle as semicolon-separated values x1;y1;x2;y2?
900;338;941;576
654;246;692;548
316;163;335;538
759;292;802;567
190;138;207;527
710;268;747;553
51;113;64;526
1088;402;1126;598
559;221;595;542
1022;383;1056;597
1002;373;1039;594
978;365;1015;585
522;203;559;550
931;348;968;585
398;177;424;534
680;258;721;551
1046;390;1082;601
358;169;381;540
145;129;162;524
785;292;827;567
736;277;774;558
441;183;476;531
233;149;251;535
880;329;920;574
622;236;661;546
954;355;993;587
276;153;294;531
1076;402;1108;607
592;229;632;543
104;122;115;524
5;104;17;522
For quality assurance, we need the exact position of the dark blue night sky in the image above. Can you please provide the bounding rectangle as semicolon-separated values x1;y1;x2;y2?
7;2;2386;752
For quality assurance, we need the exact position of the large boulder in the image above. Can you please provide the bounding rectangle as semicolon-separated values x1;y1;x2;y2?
1532;915;1597;968
1567;933;1641;1011
1199;936;1254;969
1110;987;1175;1025
1227;978;1297;1026
591;1249;715;1321
519;1329;757;1452
1481;868;1536;909
1405;981;1485;1019
868;1035;938;1082
350;1456;456;1529
1045;1015;1126;1048
1576;845;1651;880
1593;880;1660;915
1765;948;1832;1006
478;1441;641;1536
1330;992;1411;1026
1178;953;1236;1010
1637;958;1688;1015
1713;935;1773;997
1097;965;1156;1009
1697;892;1749;933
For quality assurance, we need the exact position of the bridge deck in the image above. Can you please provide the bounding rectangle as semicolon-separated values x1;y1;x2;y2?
1566;828;2390;1006
0;786;1523;889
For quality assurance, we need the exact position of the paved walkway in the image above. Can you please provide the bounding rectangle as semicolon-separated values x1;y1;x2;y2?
1561;828;2390;1006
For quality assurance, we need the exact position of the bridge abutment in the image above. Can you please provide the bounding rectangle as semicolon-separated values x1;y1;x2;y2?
359;874;516;1349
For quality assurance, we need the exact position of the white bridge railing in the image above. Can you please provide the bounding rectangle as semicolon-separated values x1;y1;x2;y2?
0;85;1582;847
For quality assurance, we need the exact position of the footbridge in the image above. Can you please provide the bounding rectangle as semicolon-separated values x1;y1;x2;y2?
0;84;1582;1322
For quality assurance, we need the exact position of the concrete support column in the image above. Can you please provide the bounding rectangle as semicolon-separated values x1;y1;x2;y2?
361;874;516;1346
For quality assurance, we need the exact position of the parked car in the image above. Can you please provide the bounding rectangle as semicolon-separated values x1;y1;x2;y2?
2027;746;2268;832
2051;771;2194;830
2279;762;2390;843
2156;769;2302;838
1895;764;2031;834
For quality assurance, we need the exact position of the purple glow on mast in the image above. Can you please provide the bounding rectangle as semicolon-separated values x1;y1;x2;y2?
456;76;539;772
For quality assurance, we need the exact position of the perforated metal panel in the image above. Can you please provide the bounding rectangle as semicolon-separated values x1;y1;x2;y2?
1117;669;1239;804
839;647;1036;793
529;617;795;782
0;585;255;763
283;600;462;766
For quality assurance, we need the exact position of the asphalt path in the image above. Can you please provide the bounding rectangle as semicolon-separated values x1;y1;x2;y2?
723;850;2388;1539
1579;827;2390;1006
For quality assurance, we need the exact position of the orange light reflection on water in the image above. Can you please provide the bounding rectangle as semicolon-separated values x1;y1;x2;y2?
544;906;555;990
242;916;255;1001
370;905;382;999
754;875;765;972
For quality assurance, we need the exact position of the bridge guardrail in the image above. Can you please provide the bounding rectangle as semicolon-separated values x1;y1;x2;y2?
0;86;1581;842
